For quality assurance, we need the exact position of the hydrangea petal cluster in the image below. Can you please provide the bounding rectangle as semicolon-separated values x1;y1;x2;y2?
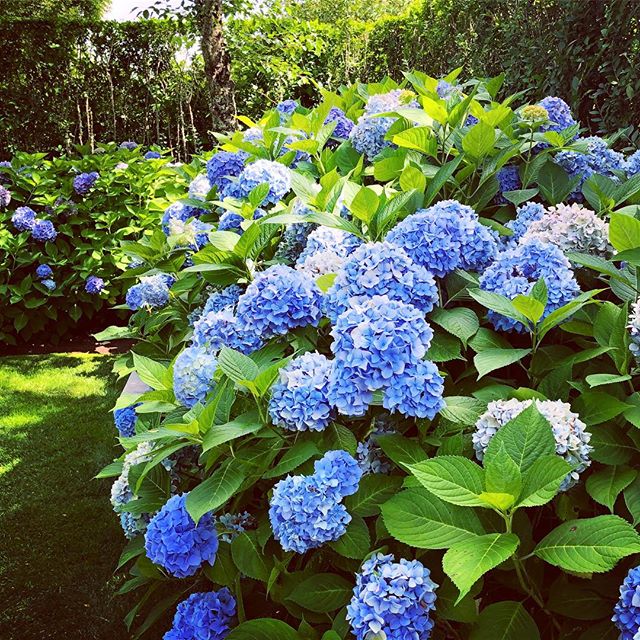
538;96;577;133
313;450;362;500
145;151;162;160
173;346;218;408
479;238;580;332
473;398;592;489
236;265;323;340
36;264;53;279
387;199;498;277
505;201;546;244
324;242;438;322
42;279;56;291
119;140;138;150
31;219;57;242
168;217;212;249
126;273;173;310
276;99;298;120
520;203;611;257
217;512;255;544
85;275;105;294
113;404;140;438
0;185;10;208
347;553;438;640
436;80;458;99
202;285;243;315
613;566;640;640
73;171;99;195
268;352;334;432
628;297;640;365
324;107;354;139
356;417;395;475
12;206;36;231
188;174;212;200
625;150;640;178
206;151;248;197
236;159;292;205
496;165;521;204
145;493;219;578
192;308;263;355
162;201;204;234
383;359;445;419
164;589;236;640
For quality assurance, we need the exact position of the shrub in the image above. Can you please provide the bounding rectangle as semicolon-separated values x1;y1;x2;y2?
100;69;640;639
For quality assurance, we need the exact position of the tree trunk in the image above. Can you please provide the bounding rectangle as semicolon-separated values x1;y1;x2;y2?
196;0;236;133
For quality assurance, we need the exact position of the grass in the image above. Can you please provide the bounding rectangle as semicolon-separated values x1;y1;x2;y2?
0;354;133;640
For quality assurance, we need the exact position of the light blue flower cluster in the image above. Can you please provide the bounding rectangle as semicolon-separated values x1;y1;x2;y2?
538;96;577;133
628;298;640;365
269;450;361;553
387;199;498;277
126;273;174;311
479;238;580;332
356;417;394;475
12;206;36;231
276;99;299;120
324;107;354;139
145;493;219;578
203;285;243;315
119;140;138;150
436;79;458;99
206;151;248;197
295;226;362;277
162;201;204;234
217;512;255;543
113;404;139;438
36;264;53;279
383;359;445;419
613;566;640;640
626;150;640;178
328;296;442;418
324;242;439;322
191;308;263;355
235;159;292;205
496;165;521;203
268;352;334;432
85;275;104;294
145;151;162;160
505;201;546;244
173;346;218;408
41;279;56;291
73;171;99;195
236;265;324;340
31;219;58;242
347;553;438;640
164;589;236;640
188;174;212;200
0;185;10;208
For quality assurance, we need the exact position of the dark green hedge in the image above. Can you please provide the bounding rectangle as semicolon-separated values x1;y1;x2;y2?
2;0;640;156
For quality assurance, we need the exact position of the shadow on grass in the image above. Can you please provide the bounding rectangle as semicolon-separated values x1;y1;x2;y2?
0;354;134;640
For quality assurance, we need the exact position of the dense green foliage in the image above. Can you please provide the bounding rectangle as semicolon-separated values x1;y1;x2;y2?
2;0;640;155
100;70;640;638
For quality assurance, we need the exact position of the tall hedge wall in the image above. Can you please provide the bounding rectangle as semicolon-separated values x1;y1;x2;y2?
1;0;639;157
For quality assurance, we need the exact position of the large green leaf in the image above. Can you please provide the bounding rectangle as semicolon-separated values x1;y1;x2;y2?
462;121;496;160
430;307;479;346
573;390;631;426
609;212;640;252
185;462;245;524
263;440;319;479
344;474;403;517
202;411;262;452
217;347;259;384
226;620;300;640
474;348;531;378
231;531;271;582
470;601;540;640
518;456;572;507
329;514;370;559
287;574;353;613
132;353;169;390
534;515;640;572
382;489;485;549
585;466;637;512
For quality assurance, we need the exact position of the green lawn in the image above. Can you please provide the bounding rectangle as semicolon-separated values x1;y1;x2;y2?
0;354;132;640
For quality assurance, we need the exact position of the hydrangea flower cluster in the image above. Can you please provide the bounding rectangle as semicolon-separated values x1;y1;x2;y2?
520;203;612;257
268;352;334;432
236;265;324;340
73;171;99;195
31;219;57;242
625;150;640;178
387;199;498;277
41;279;56;291
324;241;438;322
276;99;299;120
436;79;459;99
628;298;640;365
479;239;580;332
145;151;162;160
36;264;53;280
202;285;243;315
119;140;138;150
145;493;219;578
85;275;105;294
167;217;212;250
164;590;236;640
113;404;139;438
295;226;362;277
217;512;255;544
11;206;36;231
235;159;292;205
269;450;361;553
206;150;248;197
324;106;354;139
505;201;546;244
538;96;577;134
347;553;438;640
0;185;10;208
473;398;592;490
356;417;394;475
613;565;640;640
173;345;218;408
162;201;204;234
328;296;443;418
192;308;263;355
188;173;212;200
126;273;174;310
496;165;521;203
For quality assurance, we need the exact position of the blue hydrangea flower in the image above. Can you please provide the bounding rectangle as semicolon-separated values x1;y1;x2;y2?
269;474;351;553
436;80;458;99
324;242;439;323
31;219;57;242
164;589;236;640
505;202;546;244
629;298;640;366
73;171;99;195
269;353;333;433
218;211;244;234
114;404;140;438
191;308;263;355
243;127;263;143
356;417;395;476
479;238;580;332
144;151;161;160
276;99;299;120
202;285;243;315
126;274;173;310
465;114;479;126
364;90;419;116
188;174;211;201
236;265;324;340
383;359;445;419
496;165;521;204
387;200;498;277
295;226;362;277
162;201;204;234
328;296;434;416
12;206;37;231
206;151;248;197
613;566;640;640
119;141;138;150
313;450;362;500
173;346;218;408
36;264;53;279
41;279;56;291
85;275;105;294
347;553;438;640
625;150;640;178
145;493;219;578
236;159;292;205
0;185;10;208
217;512;255;544
324;107;354;139
538;96;577;134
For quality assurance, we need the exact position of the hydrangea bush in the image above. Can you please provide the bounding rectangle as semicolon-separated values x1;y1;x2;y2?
99;69;640;639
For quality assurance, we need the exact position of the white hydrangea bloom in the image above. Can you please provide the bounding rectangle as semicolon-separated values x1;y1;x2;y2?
629;297;640;365
473;398;592;490
110;441;154;507
188;173;211;200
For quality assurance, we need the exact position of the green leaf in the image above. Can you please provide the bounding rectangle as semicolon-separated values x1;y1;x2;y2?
609;212;640;252
474;348;531;379
518;456;572;507
185;462;245;524
430;307;479;346
409;456;486;507
287;574;352;613
217;347;259;384
470;601;540;640
349;187;379;223
468;289;528;326
574;390;631;426
512;295;545;323
439;396;486;425
324;423;357;456
202;411;263;452
231;531;270;582
534;515;640;572
375;433;428;470
536;161;579;205
424;156;463;206
586;466;637;512
443;533;519;602
226;619;300;640
344;474;403;517
484;443;521;506
399;165;427;192
586;373;632;388
132;353;168;390
502;188;540;207
262;440;319;479
382;489;485;549
462;122;496;160
329;514;370;558
624;476;640;526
